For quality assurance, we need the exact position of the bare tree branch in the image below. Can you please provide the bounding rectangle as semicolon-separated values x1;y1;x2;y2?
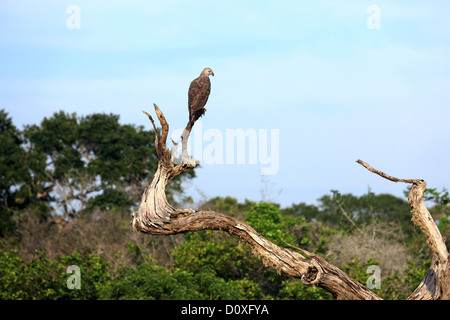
356;159;418;184
131;105;383;300
130;105;449;300
356;159;450;299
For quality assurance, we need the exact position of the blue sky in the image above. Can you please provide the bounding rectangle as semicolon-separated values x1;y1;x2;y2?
1;1;449;208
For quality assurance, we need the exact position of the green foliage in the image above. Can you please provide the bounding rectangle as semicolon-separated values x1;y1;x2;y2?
22;111;159;214
101;261;184;300
59;251;112;299
339;257;430;300
0;109;197;237
438;216;450;248
314;190;412;232
1;110;448;300
101;260;263;300
172;203;301;297
0;250;111;300
0;250;63;299
402;260;430;294
0;188;440;300
244;202;297;246
200;196;256;217
172;231;256;281
278;279;332;300
281;202;320;222
0;111;29;236
85;188;134;211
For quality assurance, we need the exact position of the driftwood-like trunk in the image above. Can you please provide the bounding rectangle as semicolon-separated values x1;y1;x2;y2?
356;160;450;300
131;104;449;300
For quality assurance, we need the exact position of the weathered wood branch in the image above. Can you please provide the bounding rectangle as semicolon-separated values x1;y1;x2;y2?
130;104;448;300
134;208;380;299
356;159;450;300
133;105;196;229
131;104;383;300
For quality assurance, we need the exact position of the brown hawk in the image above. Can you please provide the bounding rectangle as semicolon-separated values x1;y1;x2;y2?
188;67;214;123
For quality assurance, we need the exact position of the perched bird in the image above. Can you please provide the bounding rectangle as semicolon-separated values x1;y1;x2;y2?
188;67;214;123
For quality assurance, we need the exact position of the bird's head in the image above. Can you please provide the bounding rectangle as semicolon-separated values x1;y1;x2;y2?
201;67;214;77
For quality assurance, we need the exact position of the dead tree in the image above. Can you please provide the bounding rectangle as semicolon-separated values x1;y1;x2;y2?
131;103;449;300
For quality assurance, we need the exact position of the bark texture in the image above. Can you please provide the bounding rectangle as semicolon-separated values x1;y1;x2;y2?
131;104;449;300
356;160;450;300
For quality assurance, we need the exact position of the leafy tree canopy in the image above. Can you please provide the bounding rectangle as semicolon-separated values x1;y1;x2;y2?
0;109;195;236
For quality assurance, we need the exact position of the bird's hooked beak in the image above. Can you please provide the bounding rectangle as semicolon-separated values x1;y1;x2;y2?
211;71;214;77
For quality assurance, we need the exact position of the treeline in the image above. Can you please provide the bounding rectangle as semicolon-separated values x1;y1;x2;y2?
0;109;449;300
0;109;193;236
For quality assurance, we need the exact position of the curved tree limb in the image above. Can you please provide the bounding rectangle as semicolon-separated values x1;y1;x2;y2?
356;159;450;300
130;104;449;300
131;104;381;300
